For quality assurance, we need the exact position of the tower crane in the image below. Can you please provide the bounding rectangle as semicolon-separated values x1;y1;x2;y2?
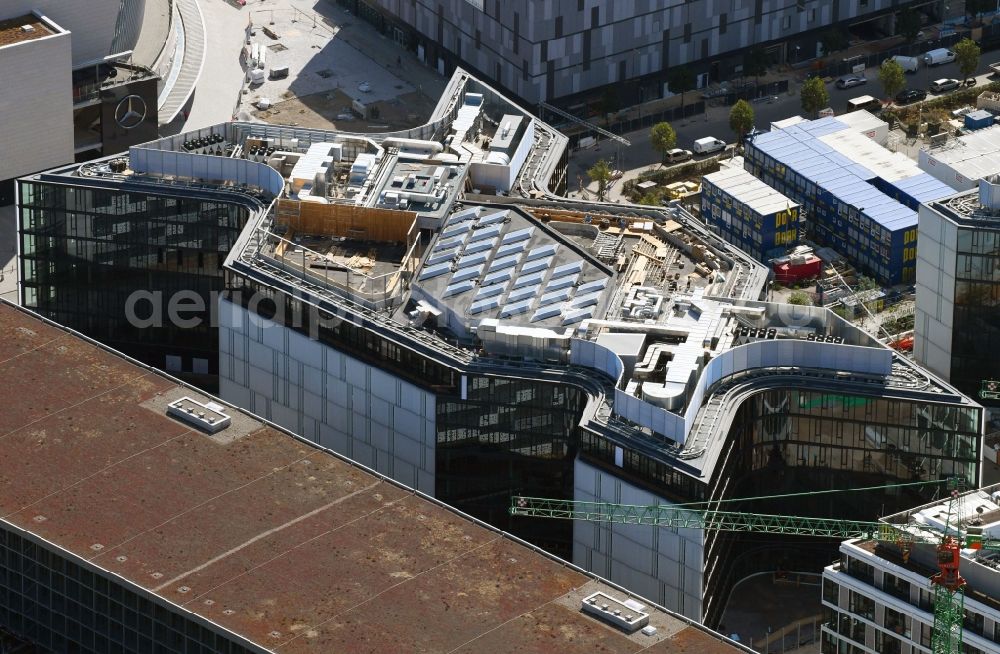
510;482;993;654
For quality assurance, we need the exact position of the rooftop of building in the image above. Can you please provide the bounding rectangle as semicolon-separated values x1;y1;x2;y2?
750;114;956;233
0;300;747;654
0;13;55;47
703;162;800;217
922;124;1000;182
24;69;978;485
839;483;1000;616
927;176;1000;228
71;59;159;104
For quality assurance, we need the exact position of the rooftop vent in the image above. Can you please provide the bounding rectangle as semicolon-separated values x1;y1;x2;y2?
167;397;232;433
980;176;1000;211
581;592;650;633
20;24;35;33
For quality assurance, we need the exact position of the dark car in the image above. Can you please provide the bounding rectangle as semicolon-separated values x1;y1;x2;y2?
895;88;927;105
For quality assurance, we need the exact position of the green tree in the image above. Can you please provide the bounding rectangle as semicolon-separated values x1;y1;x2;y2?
820;28;849;56
729;99;755;142
800;76;830;116
650;122;678;162
879;59;906;102
667;66;696;107
788;291;812;306
856;275;879;291
588;159;613;201
896;7;921;43
743;47;768;83
955;37;982;82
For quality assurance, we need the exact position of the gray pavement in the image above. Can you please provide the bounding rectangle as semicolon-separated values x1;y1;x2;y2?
131;0;172;68
174;0;448;133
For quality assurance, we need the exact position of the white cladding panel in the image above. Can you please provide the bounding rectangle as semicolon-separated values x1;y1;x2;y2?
218;298;437;494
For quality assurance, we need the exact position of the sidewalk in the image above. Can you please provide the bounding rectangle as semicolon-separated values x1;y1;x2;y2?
310;0;448;103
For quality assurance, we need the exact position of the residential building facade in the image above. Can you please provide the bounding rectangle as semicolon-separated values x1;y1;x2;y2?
822;485;1000;654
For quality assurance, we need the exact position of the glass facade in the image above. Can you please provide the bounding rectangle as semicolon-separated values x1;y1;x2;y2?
580;385;980;626
951;225;1000;405
18;180;251;391
436;376;586;558
0;526;255;654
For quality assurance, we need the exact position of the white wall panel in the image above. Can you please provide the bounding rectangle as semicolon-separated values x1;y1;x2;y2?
219;299;436;494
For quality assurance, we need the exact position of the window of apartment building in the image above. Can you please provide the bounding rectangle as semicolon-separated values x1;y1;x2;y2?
683;23;692;43
555;16;563;38
875;630;903;654
591;5;600;27
618;60;627;82
809;8;816;22
848;590;874;621
846;557;875;585
719;13;727;34
475;29;481;49
540;41;547;62
860;0;869;6
522;59;529;81
881;572;910;602
755;0;763;24
797;0;805;11
884;606;909;639
495;61;502;85
782;15;791;30
583;30;591;70
964;610;986;638
578;0;584;9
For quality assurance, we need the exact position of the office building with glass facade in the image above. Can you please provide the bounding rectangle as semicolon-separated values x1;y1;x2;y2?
916;180;1000;408
18;169;256;390
19;71;984;628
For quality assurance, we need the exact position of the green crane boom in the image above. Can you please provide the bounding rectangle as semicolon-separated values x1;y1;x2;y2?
510;495;999;654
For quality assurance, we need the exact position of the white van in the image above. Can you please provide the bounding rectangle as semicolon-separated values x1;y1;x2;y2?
693;136;726;154
923;48;956;66
847;95;881;113
891;55;920;74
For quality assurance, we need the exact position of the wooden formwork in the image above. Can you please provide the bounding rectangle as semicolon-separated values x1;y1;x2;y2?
526;206;646;228
275;200;416;243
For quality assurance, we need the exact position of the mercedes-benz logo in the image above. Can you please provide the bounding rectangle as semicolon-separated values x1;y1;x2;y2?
115;95;147;129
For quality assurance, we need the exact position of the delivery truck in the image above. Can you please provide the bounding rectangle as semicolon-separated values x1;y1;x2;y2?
923;48;956;66
890;55;920;73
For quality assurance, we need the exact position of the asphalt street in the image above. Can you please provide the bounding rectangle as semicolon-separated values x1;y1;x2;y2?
568;55;998;188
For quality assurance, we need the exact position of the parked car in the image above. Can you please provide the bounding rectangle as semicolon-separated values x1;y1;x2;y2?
929;78;960;93
664;148;693;163
836;74;868;89
895;88;928;105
